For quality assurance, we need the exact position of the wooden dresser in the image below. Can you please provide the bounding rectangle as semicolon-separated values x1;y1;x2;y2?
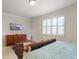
6;34;27;46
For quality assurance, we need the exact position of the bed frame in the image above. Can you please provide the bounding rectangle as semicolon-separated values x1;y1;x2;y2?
13;38;56;59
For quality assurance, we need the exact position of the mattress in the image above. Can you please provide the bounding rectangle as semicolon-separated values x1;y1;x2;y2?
23;41;77;59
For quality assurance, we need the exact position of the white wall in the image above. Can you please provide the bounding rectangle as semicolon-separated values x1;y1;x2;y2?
31;4;77;43
2;12;31;46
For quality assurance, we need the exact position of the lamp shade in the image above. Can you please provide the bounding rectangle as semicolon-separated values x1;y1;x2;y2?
29;0;35;6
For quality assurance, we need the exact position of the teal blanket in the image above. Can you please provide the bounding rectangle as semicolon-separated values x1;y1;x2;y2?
23;41;77;59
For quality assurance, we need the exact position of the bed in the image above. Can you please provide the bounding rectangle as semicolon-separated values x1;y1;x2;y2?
23;41;77;59
12;38;56;59
3;41;77;59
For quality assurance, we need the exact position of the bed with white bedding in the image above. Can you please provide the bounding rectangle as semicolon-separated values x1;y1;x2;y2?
23;41;77;59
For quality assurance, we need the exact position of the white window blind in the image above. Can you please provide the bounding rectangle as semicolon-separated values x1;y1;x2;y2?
43;16;64;36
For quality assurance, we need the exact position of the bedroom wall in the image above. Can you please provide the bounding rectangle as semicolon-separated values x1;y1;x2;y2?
31;3;77;43
2;12;31;46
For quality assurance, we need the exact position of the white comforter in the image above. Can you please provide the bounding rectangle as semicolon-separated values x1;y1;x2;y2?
23;41;77;59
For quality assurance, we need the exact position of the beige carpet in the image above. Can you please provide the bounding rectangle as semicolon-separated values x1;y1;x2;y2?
2;46;18;59
2;46;27;59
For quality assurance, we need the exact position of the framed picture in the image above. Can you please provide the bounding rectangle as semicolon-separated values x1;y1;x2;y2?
10;23;22;30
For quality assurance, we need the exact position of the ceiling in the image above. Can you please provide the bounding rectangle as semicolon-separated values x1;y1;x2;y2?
2;0;77;18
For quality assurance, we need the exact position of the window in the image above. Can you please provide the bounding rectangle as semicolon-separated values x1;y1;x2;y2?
43;16;64;36
47;20;51;34
43;20;47;34
58;16;64;35
52;17;57;35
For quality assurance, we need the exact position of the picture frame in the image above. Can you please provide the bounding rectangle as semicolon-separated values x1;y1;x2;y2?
10;23;22;30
